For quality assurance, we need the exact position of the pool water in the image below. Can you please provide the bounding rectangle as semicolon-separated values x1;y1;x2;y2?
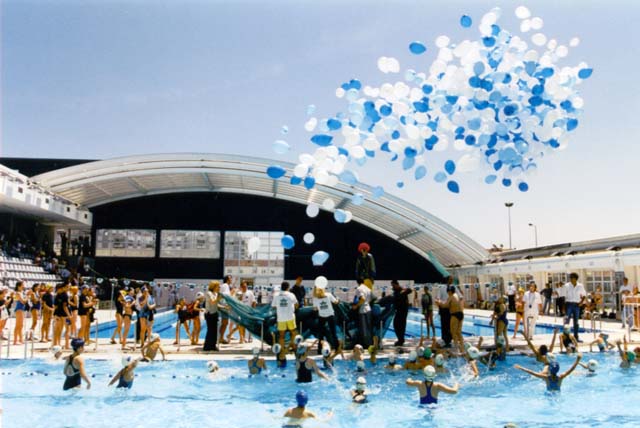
1;352;638;428
93;309;561;341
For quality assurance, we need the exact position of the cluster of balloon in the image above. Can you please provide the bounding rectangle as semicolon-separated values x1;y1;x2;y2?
266;5;591;197
266;5;592;264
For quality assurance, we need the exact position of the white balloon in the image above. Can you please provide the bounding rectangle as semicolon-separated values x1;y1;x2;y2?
377;56;389;73
515;6;531;19
531;33;547;47
344;210;353;223
457;154;481;172
386;57;400;73
293;164;309;178
569;37;580;47
299;154;315;165
303;233;315;244
304;117;318;132
351;145;366;159
530;17;544;30
556;45;569;58
314;276;328;288
322;198;335;210
314;169;330;185
306;203;320;218
435;35;450;48
247;237;261;254
520;19;531;33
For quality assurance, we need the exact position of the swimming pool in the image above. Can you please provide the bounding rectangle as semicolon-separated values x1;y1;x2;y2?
1;352;638;428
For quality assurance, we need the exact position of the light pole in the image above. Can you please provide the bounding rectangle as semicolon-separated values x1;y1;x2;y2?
528;223;538;247
505;202;514;249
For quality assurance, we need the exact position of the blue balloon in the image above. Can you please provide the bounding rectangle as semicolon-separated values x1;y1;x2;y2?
311;134;333;147
578;68;593;79
402;156;415;170
266;165;286;179
502;178;512;187
444;160;456;175
484;174;497;184
434;172;447;183
312;251;330;266
281;235;295;250
290;176;302;185
304;176;316;190
306;104;316;115
404;146;418;158
333;209;348;223
397;181;404;188
460;15;472;28
414;165;427;180
272;140;290;155
340;170;358;185
409;41;427;55
566;118;579;131
518;181;529;192
473;62;485;76
327;118;342;130
372;186;385;199
447;180;460;193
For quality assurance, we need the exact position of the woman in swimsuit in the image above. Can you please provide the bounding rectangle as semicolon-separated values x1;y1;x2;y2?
68;285;79;338
111;290;126;344
295;345;328;383
63;338;91;390
514;353;582;392
190;293;205;345
512;289;525;339
53;282;71;349
41;284;54;342
121;290;135;350
174;297;191;345
491;296;509;351
137;287;151;347
78;286;94;343
248;347;267;375
406;365;458;405
27;283;42;341
12;281;27;345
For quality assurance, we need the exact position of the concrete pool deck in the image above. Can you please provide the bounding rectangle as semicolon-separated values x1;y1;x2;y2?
1;308;639;361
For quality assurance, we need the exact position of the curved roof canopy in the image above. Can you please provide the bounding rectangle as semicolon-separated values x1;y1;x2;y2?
32;153;488;266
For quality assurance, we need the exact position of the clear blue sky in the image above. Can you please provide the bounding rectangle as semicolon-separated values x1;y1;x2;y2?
2;0;639;250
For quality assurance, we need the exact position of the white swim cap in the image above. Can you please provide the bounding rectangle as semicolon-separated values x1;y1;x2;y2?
50;345;62;354
417;346;425;356
423;365;436;381
151;333;160;342
207;360;219;372
464;342;471;351
388;354;396;364
588;360;598;371
356;360;365;371
563;324;570;333
294;335;303;346
272;343;282;354
322;347;331;357
435;354;445;367
496;336;506;346
356;376;366;385
252;347;260;356
121;355;132;367
467;346;480;360
408;350;418;362
546;352;557;363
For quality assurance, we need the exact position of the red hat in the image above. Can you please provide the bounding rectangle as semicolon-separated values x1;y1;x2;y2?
358;242;370;252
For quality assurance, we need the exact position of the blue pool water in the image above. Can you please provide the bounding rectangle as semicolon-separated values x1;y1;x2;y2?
92;309;561;342
1;353;638;428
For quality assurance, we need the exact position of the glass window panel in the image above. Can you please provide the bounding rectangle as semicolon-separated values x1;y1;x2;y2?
95;229;156;258
160;230;220;259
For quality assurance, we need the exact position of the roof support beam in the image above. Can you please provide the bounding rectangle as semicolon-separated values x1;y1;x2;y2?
272;180;278;197
335;197;350;210
127;177;147;194
397;228;421;241
202;173;216;191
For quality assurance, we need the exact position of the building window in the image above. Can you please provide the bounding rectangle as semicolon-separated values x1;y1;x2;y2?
585;270;616;308
547;272;569;287
223;231;284;285
514;274;534;288
95;229;156;257
160;230;221;259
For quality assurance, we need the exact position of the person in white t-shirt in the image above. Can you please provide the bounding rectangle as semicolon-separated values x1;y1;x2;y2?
272;281;299;352
507;283;517;312
352;281;373;347
563;273;586;342
523;282;542;340
312;284;340;351
620;277;634;328
226;281;256;344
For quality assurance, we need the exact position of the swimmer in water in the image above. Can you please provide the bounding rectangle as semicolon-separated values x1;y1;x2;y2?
295;345;328;383
514;352;582;392
141;333;166;362
207;360;220;373
283;390;316;428
403;350;422;371
384;354;403;371
616;337;640;368
272;343;288;369
559;325;578;354
406;365;459;405
109;356;139;389
521;328;557;364
578;359;599;375
63;338;91;390
589;333;614;353
352;376;368;404
248;347;267;375
434;353;448;374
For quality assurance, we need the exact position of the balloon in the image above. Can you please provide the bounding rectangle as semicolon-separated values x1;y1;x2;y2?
314;276;328;288
333;209;347;223
447;180;460;193
306;203;320;218
303;233;315;244
281;235;295;250
444;160;456;175
322;198;335;210
415;165;427;180
266;165;286;179
312;251;330;266
272;140;290;155
281;125;289;135
515;6;531;19
306;104;316;115
311;134;333;147
351;193;365;205
409;41;427;55
247;237;261;255
460;15;472;28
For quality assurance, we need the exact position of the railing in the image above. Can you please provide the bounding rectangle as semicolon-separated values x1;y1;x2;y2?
590;313;602;338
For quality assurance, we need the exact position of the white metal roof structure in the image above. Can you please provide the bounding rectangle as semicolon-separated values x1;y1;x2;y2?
31;153;488;266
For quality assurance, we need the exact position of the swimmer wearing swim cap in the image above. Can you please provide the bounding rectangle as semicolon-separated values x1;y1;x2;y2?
248;347;267;375
141;333;166;362
514;353;582;392
283;391;317;427
352;376;368;404
109;355;139;389
62;338;91;391
406;365;459;405
296;345;328;383
207;360;219;373
616;337;640;368
403;350;422;371
384;354;402;371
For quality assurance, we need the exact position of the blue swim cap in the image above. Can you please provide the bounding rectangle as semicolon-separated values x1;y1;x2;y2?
295;390;308;407
71;338;85;351
549;362;560;375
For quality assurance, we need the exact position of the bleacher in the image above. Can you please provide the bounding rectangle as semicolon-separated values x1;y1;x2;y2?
0;255;60;289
